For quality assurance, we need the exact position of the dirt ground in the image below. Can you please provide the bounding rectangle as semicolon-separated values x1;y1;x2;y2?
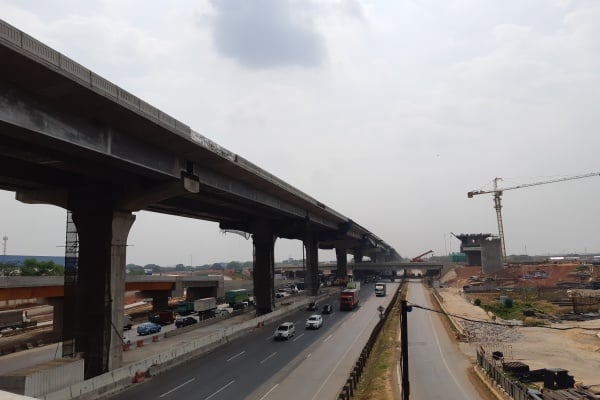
438;268;600;387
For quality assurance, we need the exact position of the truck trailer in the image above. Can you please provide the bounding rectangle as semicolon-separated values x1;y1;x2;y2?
340;288;360;310
0;310;36;330
176;297;217;316
225;289;249;306
346;281;361;290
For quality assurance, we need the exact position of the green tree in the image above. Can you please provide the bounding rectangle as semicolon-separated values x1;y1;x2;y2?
228;261;242;273
127;265;146;275
0;262;20;276
175;264;186;271
20;258;64;276
144;264;161;272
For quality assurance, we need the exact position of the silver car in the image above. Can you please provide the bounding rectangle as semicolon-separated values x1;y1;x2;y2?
273;322;296;340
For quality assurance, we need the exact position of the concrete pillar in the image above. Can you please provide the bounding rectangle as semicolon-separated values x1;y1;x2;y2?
151;291;170;311
70;195;135;379
252;221;275;315
186;286;216;300
354;249;364;264
335;245;348;280
173;276;184;297
47;298;64;335
304;235;319;297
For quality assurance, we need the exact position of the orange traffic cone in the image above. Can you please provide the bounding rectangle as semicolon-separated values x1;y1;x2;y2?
133;371;145;383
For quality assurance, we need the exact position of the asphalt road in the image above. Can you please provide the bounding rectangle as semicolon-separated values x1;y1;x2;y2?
110;283;399;400
403;280;482;399
247;283;398;400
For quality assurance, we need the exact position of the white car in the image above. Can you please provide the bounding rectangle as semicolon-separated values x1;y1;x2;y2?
305;314;323;329
214;308;229;317
273;322;296;340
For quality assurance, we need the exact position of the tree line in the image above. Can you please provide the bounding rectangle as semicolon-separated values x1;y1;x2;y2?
0;258;65;276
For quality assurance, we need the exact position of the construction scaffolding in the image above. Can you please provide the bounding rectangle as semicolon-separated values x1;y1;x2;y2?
567;289;600;314
62;211;79;358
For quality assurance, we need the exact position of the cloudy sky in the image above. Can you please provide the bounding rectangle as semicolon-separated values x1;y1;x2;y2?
1;0;600;266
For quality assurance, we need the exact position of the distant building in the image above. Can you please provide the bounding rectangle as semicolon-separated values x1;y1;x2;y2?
452;233;494;266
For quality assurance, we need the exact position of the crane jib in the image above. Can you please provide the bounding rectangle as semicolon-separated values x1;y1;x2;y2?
467;171;600;261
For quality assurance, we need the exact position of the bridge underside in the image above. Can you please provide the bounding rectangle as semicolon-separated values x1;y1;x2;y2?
0;21;399;380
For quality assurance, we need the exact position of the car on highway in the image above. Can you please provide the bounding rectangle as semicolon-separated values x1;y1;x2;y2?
175;316;197;328
305;314;323;329
136;322;161;336
214;308;230;317
123;315;133;331
273;322;296;340
321;304;333;314
307;301;319;311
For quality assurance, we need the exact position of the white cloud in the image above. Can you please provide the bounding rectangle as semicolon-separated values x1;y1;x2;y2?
1;0;600;264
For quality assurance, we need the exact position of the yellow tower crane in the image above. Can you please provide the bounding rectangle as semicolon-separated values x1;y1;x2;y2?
468;172;600;261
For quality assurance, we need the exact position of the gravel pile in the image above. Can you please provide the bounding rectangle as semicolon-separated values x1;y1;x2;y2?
461;319;522;343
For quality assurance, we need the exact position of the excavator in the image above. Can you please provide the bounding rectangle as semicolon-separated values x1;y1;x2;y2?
410;250;433;262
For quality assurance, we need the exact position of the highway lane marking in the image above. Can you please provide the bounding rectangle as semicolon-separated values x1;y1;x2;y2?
292;333;304;342
226;350;246;362
260;352;277;364
323;334;333;343
204;380;235;400
426;300;471;399
311;311;376;400
258;383;279;400
159;378;195;397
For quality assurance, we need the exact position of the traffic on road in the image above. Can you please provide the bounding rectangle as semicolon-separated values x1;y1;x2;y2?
110;283;396;400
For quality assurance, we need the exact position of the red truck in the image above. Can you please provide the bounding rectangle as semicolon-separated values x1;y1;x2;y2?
340;288;360;310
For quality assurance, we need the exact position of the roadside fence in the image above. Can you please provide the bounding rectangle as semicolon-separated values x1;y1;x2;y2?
336;278;403;400
476;348;541;400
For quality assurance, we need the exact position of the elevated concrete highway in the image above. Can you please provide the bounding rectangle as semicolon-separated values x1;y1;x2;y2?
276;261;453;277
0;19;399;377
0;275;223;302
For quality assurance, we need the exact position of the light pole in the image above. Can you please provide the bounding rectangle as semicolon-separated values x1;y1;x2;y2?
400;299;410;400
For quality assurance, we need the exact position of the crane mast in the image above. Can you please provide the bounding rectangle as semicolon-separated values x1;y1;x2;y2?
468;172;600;262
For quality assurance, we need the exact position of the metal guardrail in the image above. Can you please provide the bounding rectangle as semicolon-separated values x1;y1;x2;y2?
335;279;404;400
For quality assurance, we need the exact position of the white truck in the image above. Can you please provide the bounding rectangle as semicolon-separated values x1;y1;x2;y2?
374;282;386;297
176;297;217;317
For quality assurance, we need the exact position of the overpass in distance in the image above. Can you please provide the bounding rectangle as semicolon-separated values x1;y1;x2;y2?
0;275;224;303
0;19;399;378
277;261;451;276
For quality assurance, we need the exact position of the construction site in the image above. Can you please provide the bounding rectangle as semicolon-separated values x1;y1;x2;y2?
426;173;600;398
457;172;600;318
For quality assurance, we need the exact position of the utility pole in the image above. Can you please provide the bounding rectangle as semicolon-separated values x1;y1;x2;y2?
401;299;410;400
2;236;7;256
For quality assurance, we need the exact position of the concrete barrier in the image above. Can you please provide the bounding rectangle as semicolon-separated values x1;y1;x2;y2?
42;293;334;400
